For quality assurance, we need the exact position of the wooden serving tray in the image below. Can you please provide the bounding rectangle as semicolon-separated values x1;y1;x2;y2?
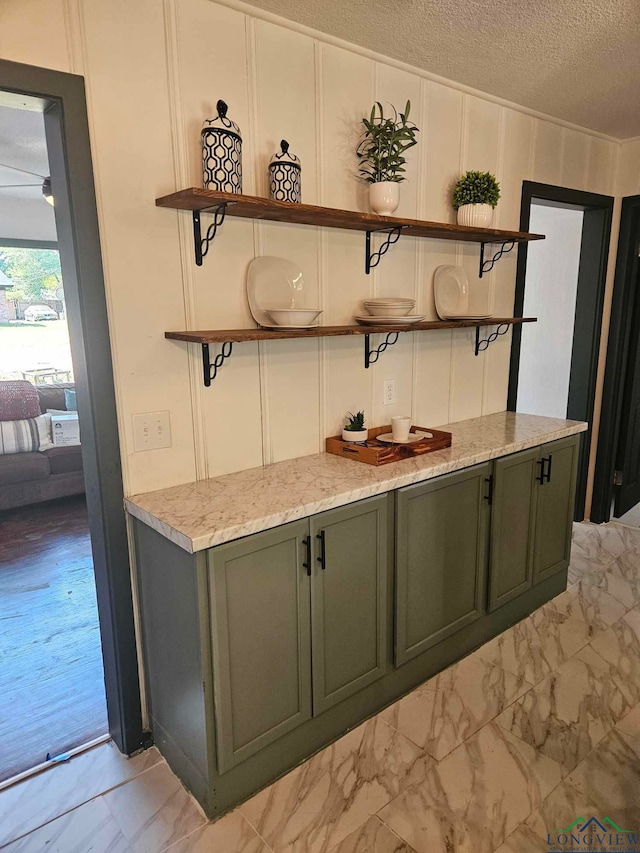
326;424;452;466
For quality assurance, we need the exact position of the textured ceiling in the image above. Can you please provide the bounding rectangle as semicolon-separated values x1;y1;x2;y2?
239;0;640;139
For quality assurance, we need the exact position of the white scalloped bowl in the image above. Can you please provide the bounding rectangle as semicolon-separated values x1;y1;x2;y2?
265;308;322;326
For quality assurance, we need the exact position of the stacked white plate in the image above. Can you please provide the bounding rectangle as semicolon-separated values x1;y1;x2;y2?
356;296;425;325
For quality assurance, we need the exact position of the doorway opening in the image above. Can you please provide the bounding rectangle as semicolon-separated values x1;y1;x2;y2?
592;195;640;525
0;58;146;785
515;203;584;418
508;182;614;521
0;98;109;782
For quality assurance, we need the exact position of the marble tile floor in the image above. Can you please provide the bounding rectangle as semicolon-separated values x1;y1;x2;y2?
2;520;640;853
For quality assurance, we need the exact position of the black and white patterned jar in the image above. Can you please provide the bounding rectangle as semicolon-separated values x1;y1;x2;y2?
201;100;242;193
268;140;301;203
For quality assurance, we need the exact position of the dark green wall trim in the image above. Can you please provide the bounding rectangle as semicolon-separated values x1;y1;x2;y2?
507;181;614;521
0;238;58;249
591;195;640;523
0;58;144;754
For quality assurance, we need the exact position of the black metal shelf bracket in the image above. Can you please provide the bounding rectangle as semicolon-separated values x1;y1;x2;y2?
365;226;403;274
192;203;227;266
475;323;511;356
364;332;400;368
479;240;515;278
202;341;233;386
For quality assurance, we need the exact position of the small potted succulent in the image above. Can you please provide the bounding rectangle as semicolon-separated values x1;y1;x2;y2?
452;170;501;227
342;410;368;443
356;101;419;216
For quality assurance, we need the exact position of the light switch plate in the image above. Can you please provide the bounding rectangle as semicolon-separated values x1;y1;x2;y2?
133;411;172;451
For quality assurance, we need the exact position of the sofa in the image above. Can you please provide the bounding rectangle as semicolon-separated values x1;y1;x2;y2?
0;382;85;512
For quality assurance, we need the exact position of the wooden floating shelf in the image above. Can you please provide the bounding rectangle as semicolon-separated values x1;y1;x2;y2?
156;188;544;244
165;317;536;345
166;318;536;386
156;189;545;274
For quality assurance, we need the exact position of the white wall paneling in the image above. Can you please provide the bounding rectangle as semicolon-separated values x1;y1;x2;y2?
481;108;534;415
253;20;321;462
561;128;590;191
320;44;375;436
370;64;423;426
532;120;564;187
0;0;71;73
587;137;616;196
450;95;501;423
617;140;640;196
78;0;198;494
0;0;626;494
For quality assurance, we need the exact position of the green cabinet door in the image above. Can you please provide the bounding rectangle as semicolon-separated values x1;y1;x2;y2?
488;447;540;612
310;495;389;715
533;435;580;583
208;520;312;773
395;463;490;666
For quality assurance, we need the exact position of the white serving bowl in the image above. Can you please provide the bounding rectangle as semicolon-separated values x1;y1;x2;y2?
265;308;322;326
365;304;415;317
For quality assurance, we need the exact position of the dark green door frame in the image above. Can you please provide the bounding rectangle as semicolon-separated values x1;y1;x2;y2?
0;59;145;755
507;181;614;521
591;195;640;523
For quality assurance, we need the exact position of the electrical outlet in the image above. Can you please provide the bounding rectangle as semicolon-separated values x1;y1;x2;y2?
383;379;396;406
133;411;172;451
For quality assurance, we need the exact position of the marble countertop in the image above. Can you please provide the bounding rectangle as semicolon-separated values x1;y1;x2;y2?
125;412;587;554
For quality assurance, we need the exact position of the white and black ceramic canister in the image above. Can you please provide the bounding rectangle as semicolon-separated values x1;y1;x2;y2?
202;100;242;193
268;139;301;203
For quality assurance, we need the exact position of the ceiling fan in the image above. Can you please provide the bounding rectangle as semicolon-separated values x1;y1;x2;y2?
0;162;53;205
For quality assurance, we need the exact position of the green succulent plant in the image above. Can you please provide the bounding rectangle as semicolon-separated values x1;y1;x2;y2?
356;101;419;183
345;410;366;431
452;170;501;210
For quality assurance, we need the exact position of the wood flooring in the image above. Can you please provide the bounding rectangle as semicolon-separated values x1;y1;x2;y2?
0;496;108;782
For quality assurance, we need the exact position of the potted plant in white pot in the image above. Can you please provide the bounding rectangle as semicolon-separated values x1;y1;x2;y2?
356;101;419;216
453;170;501;227
342;410;368;443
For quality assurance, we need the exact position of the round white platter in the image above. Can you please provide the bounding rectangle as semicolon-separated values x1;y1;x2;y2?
376;430;433;444
247;256;316;326
434;265;470;319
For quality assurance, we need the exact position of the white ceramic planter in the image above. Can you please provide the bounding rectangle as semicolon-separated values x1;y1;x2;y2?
342;428;368;443
457;203;494;228
369;181;400;216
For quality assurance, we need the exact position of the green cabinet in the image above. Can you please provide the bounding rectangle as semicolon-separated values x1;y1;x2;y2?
395;463;491;666
208;495;390;772
135;432;582;818
208;519;312;773
488;436;579;611
533;436;580;583
488;447;539;611
310;497;388;714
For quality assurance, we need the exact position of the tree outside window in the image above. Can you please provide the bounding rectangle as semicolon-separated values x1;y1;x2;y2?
0;247;62;302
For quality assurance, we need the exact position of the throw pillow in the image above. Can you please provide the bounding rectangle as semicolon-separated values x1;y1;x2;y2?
64;388;77;411
0;380;41;422
0;414;54;455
